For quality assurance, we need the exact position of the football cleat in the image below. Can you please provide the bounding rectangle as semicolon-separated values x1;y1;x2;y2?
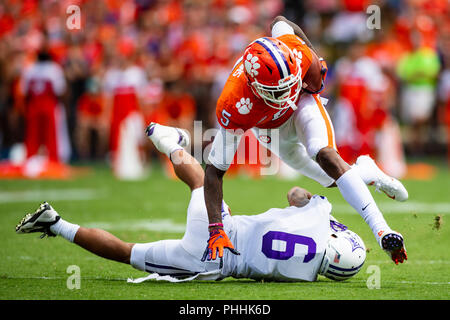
15;202;60;238
145;122;190;154
378;230;407;265
356;155;408;202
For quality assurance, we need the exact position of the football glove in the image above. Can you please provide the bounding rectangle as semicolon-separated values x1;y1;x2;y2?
201;227;240;262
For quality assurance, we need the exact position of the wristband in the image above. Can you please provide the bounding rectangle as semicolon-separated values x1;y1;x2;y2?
208;223;224;228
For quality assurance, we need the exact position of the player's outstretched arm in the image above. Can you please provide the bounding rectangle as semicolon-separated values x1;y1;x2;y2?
204;164;226;225
202;164;239;261
271;15;318;56
270;15;327;94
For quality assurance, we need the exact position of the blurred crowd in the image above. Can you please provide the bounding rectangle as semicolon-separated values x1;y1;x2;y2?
0;0;448;179
296;0;449;177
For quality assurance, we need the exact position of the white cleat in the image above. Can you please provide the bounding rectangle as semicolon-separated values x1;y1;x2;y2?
15;202;60;238
356;155;408;202
145;122;190;154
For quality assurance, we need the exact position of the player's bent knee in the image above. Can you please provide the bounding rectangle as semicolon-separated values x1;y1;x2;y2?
316;147;349;178
316;147;335;164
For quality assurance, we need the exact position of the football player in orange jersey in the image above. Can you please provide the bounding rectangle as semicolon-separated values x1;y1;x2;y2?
200;16;408;265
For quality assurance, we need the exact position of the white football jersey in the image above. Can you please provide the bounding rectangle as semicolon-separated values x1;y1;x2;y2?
103;66;148;97
222;195;331;282
21;61;66;96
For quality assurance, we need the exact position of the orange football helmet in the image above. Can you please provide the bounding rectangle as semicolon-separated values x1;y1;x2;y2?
243;37;302;110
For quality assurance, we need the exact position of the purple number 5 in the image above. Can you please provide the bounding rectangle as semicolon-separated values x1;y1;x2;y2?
262;231;316;263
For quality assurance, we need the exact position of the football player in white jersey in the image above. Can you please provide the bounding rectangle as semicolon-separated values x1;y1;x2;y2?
15;123;372;283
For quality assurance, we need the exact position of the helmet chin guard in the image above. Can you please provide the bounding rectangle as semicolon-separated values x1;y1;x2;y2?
250;71;302;111
319;228;366;281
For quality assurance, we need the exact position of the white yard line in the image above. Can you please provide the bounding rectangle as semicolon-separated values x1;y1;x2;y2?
2;275;448;286
0;187;448;214
352;279;450;286
84;219;186;233
0;189;104;203
1;275;127;281
368;260;450;265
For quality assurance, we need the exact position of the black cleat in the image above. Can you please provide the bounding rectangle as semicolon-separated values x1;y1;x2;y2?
379;231;407;265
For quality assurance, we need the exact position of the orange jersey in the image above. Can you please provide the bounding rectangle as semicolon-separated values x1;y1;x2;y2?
216;34;320;131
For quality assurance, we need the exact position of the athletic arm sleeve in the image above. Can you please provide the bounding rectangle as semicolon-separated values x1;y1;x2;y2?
207;127;243;171
271;20;295;38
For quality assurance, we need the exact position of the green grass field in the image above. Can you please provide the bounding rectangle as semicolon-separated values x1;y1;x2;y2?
0;160;449;300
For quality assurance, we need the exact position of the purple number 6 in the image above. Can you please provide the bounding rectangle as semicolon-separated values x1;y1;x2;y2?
262;231;316;263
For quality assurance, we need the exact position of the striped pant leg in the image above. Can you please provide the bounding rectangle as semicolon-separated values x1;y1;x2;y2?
294;93;337;159
130;240;205;277
129;188;218;277
252;99;335;187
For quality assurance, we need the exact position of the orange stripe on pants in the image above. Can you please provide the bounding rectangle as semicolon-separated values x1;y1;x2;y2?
313;94;336;150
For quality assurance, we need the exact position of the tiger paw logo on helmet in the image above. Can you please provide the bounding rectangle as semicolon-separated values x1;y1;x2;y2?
236;97;253;115
244;54;260;77
292;48;303;64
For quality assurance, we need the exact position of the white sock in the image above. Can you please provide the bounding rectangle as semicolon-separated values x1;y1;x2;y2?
159;137;183;158
336;168;392;242
50;219;80;242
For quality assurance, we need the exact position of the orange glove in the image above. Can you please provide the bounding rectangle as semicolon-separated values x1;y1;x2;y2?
201;227;240;262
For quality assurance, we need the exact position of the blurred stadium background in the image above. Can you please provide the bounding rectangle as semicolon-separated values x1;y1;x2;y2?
1;0;450;301
0;0;448;180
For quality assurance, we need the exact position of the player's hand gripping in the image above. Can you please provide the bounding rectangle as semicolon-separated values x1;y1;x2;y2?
201;224;240;263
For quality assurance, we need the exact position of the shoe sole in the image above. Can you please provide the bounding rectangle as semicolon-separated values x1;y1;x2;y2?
381;233;407;265
381;233;403;251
